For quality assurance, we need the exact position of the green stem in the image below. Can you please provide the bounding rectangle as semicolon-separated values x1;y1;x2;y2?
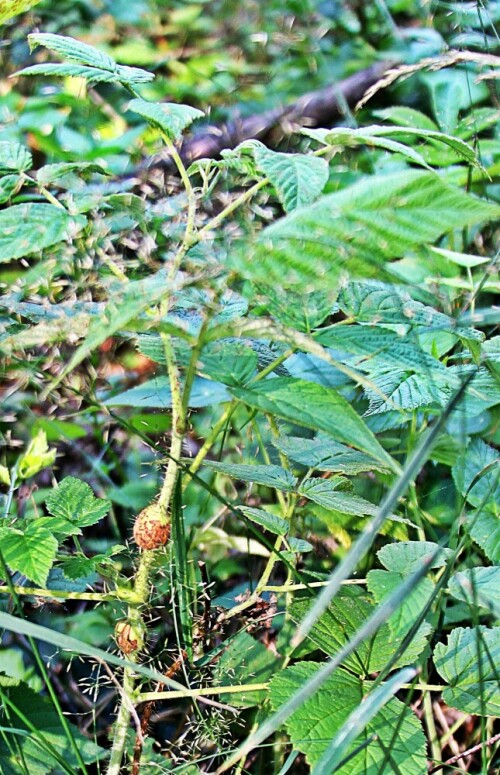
0;584;140;602
138;682;270;702
423;684;442;770
194;178;268;242
185;402;237;482
106;668;137;775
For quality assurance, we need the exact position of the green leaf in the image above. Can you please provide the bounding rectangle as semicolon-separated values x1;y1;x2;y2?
269;662;427;774
453;438;499;509
289;591;406;674
363;369;454;415
105;375;231;408
274;436;390;474
198;340;258;386
0;141;32;173
127;98;204;142
45;477;111;529
0;523;57;586
448;567;500;619
466;508;500;563
424;73;462;134
316;124;480;168
338;281;483;343
373;106;438;131
452;366;500;416
298;478;379;517
0;204;86;263
0;0;42;23
250;141;329;211
231;378;396;470
18;430;56;479
377;541;452;574
238;506;289;536
0;683;105;775
367;570;433;663
427;246;490;268
36;162;109;186
315;324;449;377
310;667;418;775
202;461;297;492
212;630;278;707
434;626;500;715
306;126;433;170
253;284;334;332
0;173;21;204
232;170;499;290
20;33;154;85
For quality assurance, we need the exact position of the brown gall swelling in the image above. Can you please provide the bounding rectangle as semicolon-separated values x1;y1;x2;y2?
133;503;171;550
115;620;144;655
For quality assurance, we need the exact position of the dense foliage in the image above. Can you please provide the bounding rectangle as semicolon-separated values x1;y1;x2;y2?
0;1;499;774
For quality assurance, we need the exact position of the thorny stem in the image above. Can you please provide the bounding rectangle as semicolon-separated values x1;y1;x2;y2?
107;669;138;775
107;140;196;774
106;132;299;772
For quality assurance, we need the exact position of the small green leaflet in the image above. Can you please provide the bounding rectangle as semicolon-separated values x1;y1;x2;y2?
367;570;433;664
0;204;86;263
289;592;413;674
377;541;452;574
250;140;329;211
230;378;397;470
373;106;439;131
0;0;42;23
363;369;454;415
434;626;500;715
128;99;204;142
338;280;483;342
238;506;289;536
453;438;499;509
466;508;500;563
17;33;154;86
315;324;450;377
202;461;297;492
198;340;258;386
274;436;390;474
310;667;418;775
0;173;21;204
448;567;500;619
0;523;57;586
0;140;32;172
36;162;109;186
306;124;480;169
45;477;111;529
232;170;499;290
298;478;379;517
269;662;427;775
105;375;231;409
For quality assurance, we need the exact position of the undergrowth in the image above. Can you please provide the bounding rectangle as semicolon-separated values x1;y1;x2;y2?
0;1;499;774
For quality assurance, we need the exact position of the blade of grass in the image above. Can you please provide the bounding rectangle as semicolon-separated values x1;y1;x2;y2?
0;610;188;692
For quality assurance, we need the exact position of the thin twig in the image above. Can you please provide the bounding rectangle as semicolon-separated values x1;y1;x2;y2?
428;731;500;774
